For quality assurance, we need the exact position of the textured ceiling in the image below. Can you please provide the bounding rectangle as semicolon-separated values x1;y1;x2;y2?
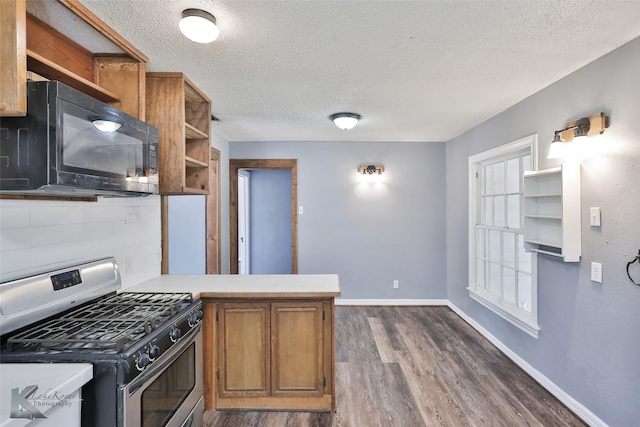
72;0;639;142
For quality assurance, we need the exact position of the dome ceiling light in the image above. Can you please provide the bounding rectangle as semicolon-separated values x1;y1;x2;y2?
330;112;361;130
179;9;219;43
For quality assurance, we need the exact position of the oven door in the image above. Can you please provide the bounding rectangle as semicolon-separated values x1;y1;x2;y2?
124;327;203;427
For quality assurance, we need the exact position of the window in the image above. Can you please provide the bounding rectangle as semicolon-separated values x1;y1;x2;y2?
468;135;539;337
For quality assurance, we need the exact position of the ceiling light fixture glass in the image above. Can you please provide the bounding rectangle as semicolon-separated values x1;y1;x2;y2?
547;131;566;159
330;112;361;130
179;9;219;43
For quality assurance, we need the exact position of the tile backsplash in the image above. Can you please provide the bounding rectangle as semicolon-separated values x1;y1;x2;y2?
0;195;161;288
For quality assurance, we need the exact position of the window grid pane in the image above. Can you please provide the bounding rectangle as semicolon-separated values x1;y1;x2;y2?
474;150;532;317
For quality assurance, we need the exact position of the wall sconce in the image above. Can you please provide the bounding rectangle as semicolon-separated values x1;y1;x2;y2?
547;112;609;159
358;164;384;175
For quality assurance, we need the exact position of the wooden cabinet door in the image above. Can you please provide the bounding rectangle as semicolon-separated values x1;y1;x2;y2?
218;302;270;397
0;0;27;117
271;302;324;396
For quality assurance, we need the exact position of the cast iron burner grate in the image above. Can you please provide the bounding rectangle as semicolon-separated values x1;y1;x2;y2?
6;292;192;353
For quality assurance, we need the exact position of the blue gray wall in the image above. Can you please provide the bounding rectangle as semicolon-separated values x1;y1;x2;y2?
164;130;231;275
446;38;640;426
249;169;292;274
167;195;206;274
230;141;447;299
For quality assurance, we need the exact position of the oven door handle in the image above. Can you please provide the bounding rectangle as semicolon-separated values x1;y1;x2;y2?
127;325;201;395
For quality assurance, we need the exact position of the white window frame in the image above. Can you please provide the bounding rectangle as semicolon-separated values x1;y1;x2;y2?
468;134;540;338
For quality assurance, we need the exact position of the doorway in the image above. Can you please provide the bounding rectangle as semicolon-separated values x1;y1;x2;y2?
229;159;298;274
237;170;250;274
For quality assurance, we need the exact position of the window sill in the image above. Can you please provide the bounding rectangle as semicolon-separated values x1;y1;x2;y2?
468;288;540;338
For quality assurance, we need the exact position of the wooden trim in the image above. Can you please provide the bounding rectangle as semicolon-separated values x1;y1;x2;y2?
215;394;332;411
203;302;216;411
229;159;298;275
57;0;148;63
27;49;120;103
560;112;609;142
206;147;221;274
161;195;169;274
94;55;145;119
26;12;94;82
330;298;336;412
0;0;27;116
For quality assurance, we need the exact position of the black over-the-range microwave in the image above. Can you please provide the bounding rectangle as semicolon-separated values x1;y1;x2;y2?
0;81;159;197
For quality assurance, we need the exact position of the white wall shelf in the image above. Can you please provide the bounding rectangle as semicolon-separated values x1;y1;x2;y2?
523;164;581;262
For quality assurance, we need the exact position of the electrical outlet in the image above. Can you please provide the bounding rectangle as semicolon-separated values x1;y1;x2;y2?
125;255;135;273
125;206;140;224
393;280;399;289
591;262;603;283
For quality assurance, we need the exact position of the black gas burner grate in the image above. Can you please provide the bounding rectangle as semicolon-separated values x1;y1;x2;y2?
6;292;192;353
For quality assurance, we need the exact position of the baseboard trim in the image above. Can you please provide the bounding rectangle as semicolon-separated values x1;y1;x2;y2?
446;302;607;427
335;298;448;306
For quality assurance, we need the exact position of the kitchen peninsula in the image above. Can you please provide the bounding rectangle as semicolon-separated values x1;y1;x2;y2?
127;274;340;412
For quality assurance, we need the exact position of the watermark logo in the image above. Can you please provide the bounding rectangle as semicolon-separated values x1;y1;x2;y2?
10;385;46;420
10;384;81;420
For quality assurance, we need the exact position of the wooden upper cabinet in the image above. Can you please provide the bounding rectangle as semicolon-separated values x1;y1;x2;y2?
271;302;324;396
146;72;211;195
1;0;148;119
217;302;270;397
0;0;27;116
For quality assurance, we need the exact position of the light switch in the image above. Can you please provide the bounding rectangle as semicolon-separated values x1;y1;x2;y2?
590;207;601;227
591;262;603;283
298;206;304;215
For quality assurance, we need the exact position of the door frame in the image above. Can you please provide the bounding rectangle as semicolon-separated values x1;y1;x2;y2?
229;159;298;274
206;147;221;274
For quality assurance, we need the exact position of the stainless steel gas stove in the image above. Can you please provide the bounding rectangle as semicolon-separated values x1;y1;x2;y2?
0;258;204;427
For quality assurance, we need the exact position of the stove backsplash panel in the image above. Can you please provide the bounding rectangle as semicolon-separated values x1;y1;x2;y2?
0;195;161;287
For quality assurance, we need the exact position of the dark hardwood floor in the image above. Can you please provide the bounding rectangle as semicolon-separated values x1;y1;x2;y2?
204;306;586;426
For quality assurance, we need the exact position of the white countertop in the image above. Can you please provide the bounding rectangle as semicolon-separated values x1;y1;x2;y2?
0;363;92;426
125;274;341;299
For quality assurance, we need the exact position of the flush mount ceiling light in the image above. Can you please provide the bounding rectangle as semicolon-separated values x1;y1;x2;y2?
358;164;384;175
330;112;361;130
92;119;121;133
547;113;609;159
179;9;219;43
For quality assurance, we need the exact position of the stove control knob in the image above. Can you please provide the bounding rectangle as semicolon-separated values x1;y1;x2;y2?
188;314;197;327
149;345;160;361
170;328;181;343
195;308;204;320
136;353;150;371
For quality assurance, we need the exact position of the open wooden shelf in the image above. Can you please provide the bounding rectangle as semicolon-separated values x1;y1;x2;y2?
185;122;208;139
185;156;208;168
146;72;211;194
27;50;120;103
